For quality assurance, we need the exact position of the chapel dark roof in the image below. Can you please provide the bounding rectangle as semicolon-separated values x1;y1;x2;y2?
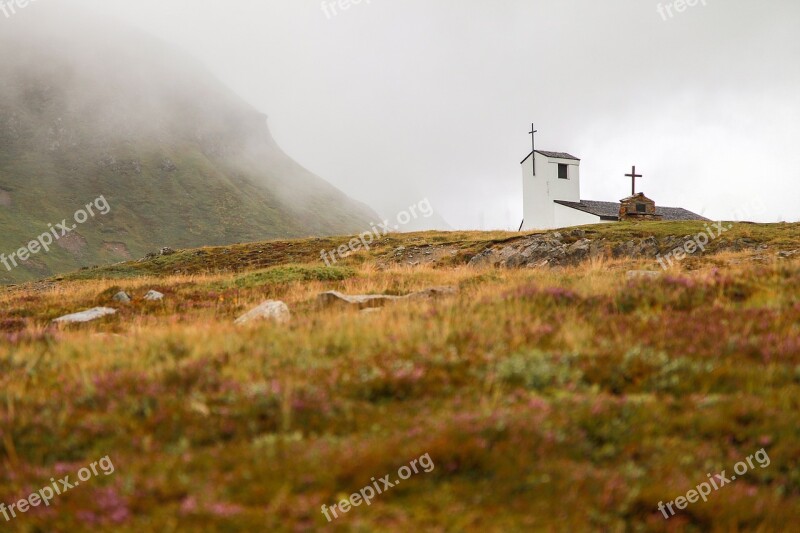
520;150;581;164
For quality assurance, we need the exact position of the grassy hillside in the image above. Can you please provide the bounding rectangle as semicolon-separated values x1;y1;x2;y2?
0;8;378;285
0;222;799;531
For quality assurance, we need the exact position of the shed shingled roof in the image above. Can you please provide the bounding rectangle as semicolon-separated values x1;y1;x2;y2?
554;200;710;222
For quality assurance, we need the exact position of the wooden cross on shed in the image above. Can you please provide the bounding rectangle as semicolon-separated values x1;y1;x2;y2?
625;165;642;196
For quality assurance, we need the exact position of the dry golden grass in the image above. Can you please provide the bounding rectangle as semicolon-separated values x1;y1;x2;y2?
0;225;799;531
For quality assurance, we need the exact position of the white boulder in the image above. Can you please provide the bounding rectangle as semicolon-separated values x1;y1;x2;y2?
143;290;165;301
53;307;117;324
234;300;291;325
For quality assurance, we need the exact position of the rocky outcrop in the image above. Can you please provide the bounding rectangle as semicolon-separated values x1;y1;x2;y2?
468;230;607;268
467;229;775;269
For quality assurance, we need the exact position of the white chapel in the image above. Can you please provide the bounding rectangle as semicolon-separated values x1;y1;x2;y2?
520;147;707;231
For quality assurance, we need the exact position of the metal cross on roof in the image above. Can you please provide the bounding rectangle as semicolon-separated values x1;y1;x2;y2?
529;124;537;176
625;165;642;196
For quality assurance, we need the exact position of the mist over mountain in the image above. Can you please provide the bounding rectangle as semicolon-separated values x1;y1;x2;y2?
0;6;378;283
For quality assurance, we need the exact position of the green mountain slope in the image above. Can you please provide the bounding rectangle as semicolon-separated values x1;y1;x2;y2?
0;7;378;284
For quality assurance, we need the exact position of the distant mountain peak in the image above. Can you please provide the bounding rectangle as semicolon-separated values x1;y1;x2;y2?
0;8;377;283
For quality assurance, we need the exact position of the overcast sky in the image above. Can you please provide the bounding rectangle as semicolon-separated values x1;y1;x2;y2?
45;1;800;227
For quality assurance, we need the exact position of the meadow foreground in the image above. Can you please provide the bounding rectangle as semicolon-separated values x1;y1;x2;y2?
1;223;799;532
